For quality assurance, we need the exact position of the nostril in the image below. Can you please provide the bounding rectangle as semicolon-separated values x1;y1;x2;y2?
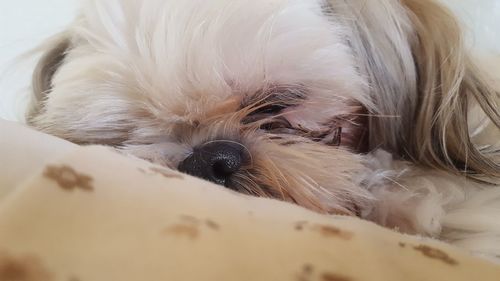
178;141;245;186
212;161;229;180
213;160;236;178
210;152;242;184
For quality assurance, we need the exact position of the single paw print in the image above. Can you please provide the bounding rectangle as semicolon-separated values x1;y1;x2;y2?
44;165;94;192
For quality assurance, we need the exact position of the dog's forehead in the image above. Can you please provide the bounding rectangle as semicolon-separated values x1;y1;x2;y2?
74;0;366;117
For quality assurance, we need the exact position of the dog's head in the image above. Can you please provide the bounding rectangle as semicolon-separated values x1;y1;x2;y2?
27;0;499;214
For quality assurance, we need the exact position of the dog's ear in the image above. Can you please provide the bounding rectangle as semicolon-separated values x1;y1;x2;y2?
402;0;500;180
27;33;71;122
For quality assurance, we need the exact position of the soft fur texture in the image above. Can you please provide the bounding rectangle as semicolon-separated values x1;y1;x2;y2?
26;0;500;260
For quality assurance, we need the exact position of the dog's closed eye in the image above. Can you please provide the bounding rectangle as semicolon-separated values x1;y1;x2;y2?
260;118;293;132
242;86;306;123
243;109;295;132
242;99;295;131
252;104;288;116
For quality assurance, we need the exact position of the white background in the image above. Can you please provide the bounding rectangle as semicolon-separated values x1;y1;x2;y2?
0;0;78;121
1;0;499;121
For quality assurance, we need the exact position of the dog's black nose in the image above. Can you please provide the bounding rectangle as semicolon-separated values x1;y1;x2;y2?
178;141;244;186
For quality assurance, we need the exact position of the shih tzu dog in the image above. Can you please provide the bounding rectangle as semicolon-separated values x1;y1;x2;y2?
26;0;500;259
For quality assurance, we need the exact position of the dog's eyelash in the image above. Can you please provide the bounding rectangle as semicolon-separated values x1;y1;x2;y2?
252;104;288;115
243;86;307;116
249;103;291;117
262;120;343;147
260;118;293;131
242;100;294;125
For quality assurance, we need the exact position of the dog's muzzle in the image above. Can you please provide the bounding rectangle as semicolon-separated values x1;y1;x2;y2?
178;141;245;187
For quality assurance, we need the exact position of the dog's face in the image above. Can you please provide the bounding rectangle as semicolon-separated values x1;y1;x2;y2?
28;0;500;215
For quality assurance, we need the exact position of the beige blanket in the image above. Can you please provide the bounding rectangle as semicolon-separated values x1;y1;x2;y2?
1;119;499;281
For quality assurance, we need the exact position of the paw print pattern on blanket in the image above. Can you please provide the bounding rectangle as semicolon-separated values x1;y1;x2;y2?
297;263;352;281
43;165;94;192
398;242;458;266
320;273;352;281
1;144;497;281
163;215;221;240
294;221;354;240
413;245;458;266
0;251;52;281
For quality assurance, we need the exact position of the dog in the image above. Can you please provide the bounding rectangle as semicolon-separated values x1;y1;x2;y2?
26;0;500;260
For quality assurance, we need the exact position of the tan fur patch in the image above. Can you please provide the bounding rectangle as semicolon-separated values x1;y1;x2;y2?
44;165;93;192
204;96;241;118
